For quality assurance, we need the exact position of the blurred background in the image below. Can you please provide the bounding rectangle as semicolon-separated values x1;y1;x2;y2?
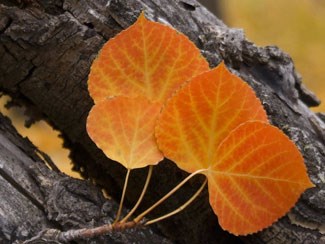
202;0;325;111
0;0;324;177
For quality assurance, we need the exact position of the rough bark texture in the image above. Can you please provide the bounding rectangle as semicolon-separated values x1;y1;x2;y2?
0;0;324;243
0;114;172;243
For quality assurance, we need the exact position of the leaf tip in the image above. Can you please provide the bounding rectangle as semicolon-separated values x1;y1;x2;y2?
138;11;147;22
305;178;315;189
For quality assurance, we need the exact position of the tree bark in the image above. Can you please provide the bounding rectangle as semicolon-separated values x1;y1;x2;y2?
0;0;324;243
0;114;172;243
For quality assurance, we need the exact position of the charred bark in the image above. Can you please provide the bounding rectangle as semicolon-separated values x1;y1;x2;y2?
0;0;324;243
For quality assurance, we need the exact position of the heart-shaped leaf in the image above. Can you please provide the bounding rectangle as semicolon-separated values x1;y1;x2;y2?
88;13;209;103
155;62;314;234
155;63;268;173
207;121;314;235
87;96;163;169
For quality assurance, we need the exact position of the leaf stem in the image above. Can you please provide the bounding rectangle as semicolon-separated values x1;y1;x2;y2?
120;165;153;223
133;169;206;223
54;221;138;242
145;177;207;225
114;168;131;223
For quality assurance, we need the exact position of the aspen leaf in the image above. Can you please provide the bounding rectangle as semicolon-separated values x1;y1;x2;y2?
87;96;163;169
88;12;209;103
156;63;268;173
156;62;313;234
207;121;314;235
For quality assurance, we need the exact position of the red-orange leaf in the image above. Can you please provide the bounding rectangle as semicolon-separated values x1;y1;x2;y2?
155;63;268;173
155;62;313;234
88;13;209;103
87;96;163;169
207;121;314;235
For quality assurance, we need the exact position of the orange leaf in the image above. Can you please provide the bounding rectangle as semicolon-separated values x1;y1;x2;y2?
88;12;209;103
86;96;163;169
207;121;314;235
155;63;268;173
